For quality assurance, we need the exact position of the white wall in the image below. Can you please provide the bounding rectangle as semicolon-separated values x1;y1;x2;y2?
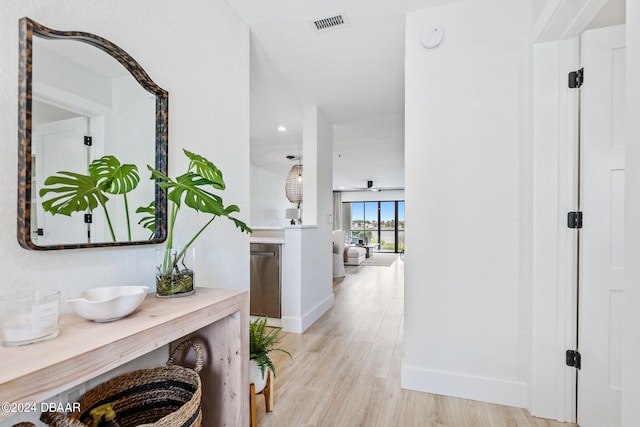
623;1;640;425
402;0;532;408
111;75;156;242
34;40;113;107
0;0;250;335
1;2;249;423
281;106;334;333
532;0;549;24
301;107;334;320
250;164;291;227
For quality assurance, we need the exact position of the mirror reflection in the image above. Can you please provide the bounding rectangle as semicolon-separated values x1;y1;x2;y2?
17;18;168;250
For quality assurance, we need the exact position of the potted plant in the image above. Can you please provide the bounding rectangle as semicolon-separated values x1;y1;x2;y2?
249;317;291;392
147;149;252;297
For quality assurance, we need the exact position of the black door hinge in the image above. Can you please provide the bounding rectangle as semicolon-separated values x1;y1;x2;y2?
569;68;584;89
84;136;93;146
37;228;44;236
568;211;583;229
566;350;581;369
84;213;93;224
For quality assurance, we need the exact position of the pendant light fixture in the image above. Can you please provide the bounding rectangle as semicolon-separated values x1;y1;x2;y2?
285;154;303;209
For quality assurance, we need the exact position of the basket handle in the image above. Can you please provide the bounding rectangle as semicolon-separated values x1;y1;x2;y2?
167;338;204;373
40;411;86;427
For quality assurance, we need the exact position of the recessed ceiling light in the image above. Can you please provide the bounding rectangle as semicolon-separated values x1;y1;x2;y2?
277;126;287;132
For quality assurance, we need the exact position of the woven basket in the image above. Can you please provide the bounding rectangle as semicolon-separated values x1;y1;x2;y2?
40;339;204;427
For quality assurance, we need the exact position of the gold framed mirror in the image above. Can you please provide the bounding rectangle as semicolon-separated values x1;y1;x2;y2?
17;17;168;250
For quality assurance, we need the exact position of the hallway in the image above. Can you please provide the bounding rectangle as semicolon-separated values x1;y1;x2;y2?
256;257;575;426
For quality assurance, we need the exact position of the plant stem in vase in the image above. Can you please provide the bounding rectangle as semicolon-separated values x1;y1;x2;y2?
156;247;195;297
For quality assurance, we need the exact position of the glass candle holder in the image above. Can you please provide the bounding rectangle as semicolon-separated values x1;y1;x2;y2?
0;289;60;347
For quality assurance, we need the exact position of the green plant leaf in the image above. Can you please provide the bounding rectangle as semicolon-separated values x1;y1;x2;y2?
89;155;140;195
229;216;252;234
148;167;227;215
147;150;251;269
39;172;108;216
183;149;225;189
177;173;227;214
136;201;156;237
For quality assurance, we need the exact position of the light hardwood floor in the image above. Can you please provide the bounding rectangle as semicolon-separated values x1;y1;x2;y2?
256;254;576;427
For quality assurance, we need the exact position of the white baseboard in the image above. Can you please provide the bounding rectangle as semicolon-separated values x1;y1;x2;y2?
401;362;528;409
281;293;334;334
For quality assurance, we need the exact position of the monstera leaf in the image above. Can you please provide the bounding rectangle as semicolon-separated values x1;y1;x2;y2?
148;169;226;215
89;155;140;194
89;155;140;240
39;172;107;216
136;201;156;239
39;155;145;243
39;171;117;242
184;150;225;190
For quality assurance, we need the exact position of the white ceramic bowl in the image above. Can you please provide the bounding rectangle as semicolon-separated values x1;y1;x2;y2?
66;286;149;322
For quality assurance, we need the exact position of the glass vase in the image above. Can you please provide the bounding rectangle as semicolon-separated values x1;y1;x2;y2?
155;247;195;298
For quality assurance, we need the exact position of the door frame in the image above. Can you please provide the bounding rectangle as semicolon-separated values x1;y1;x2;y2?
530;0;611;422
33;80;112;158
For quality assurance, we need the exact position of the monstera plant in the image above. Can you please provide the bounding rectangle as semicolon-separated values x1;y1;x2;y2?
148;149;252;297
39;155;140;242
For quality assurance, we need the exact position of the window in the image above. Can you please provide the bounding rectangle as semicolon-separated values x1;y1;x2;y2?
345;200;405;253
398;201;405;252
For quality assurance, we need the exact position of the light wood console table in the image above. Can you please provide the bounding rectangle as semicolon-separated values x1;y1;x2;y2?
0;287;249;426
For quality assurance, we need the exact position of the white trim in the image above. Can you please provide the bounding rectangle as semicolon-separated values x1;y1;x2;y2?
32;79;114;156
33;80;112;117
533;0;609;43
280;316;302;334
400;364;527;409
281;293;334;334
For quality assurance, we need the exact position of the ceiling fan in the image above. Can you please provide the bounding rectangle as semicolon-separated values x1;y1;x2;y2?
352;180;381;192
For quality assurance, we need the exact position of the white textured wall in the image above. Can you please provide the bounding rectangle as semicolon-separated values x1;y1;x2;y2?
402;0;532;408
1;1;248;423
532;0;549;25
250;164;291;227
0;2;249;305
623;1;640;425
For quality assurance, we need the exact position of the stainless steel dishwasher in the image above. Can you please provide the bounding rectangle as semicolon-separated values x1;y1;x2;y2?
250;243;281;318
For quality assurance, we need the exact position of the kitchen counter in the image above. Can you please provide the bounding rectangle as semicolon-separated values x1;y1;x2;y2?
250;237;284;244
250;226;285;244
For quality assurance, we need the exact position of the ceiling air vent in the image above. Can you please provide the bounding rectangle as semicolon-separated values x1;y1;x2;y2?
311;12;349;33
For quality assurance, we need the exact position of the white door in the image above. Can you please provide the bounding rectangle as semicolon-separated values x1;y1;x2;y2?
34;116;90;245
578;24;625;427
